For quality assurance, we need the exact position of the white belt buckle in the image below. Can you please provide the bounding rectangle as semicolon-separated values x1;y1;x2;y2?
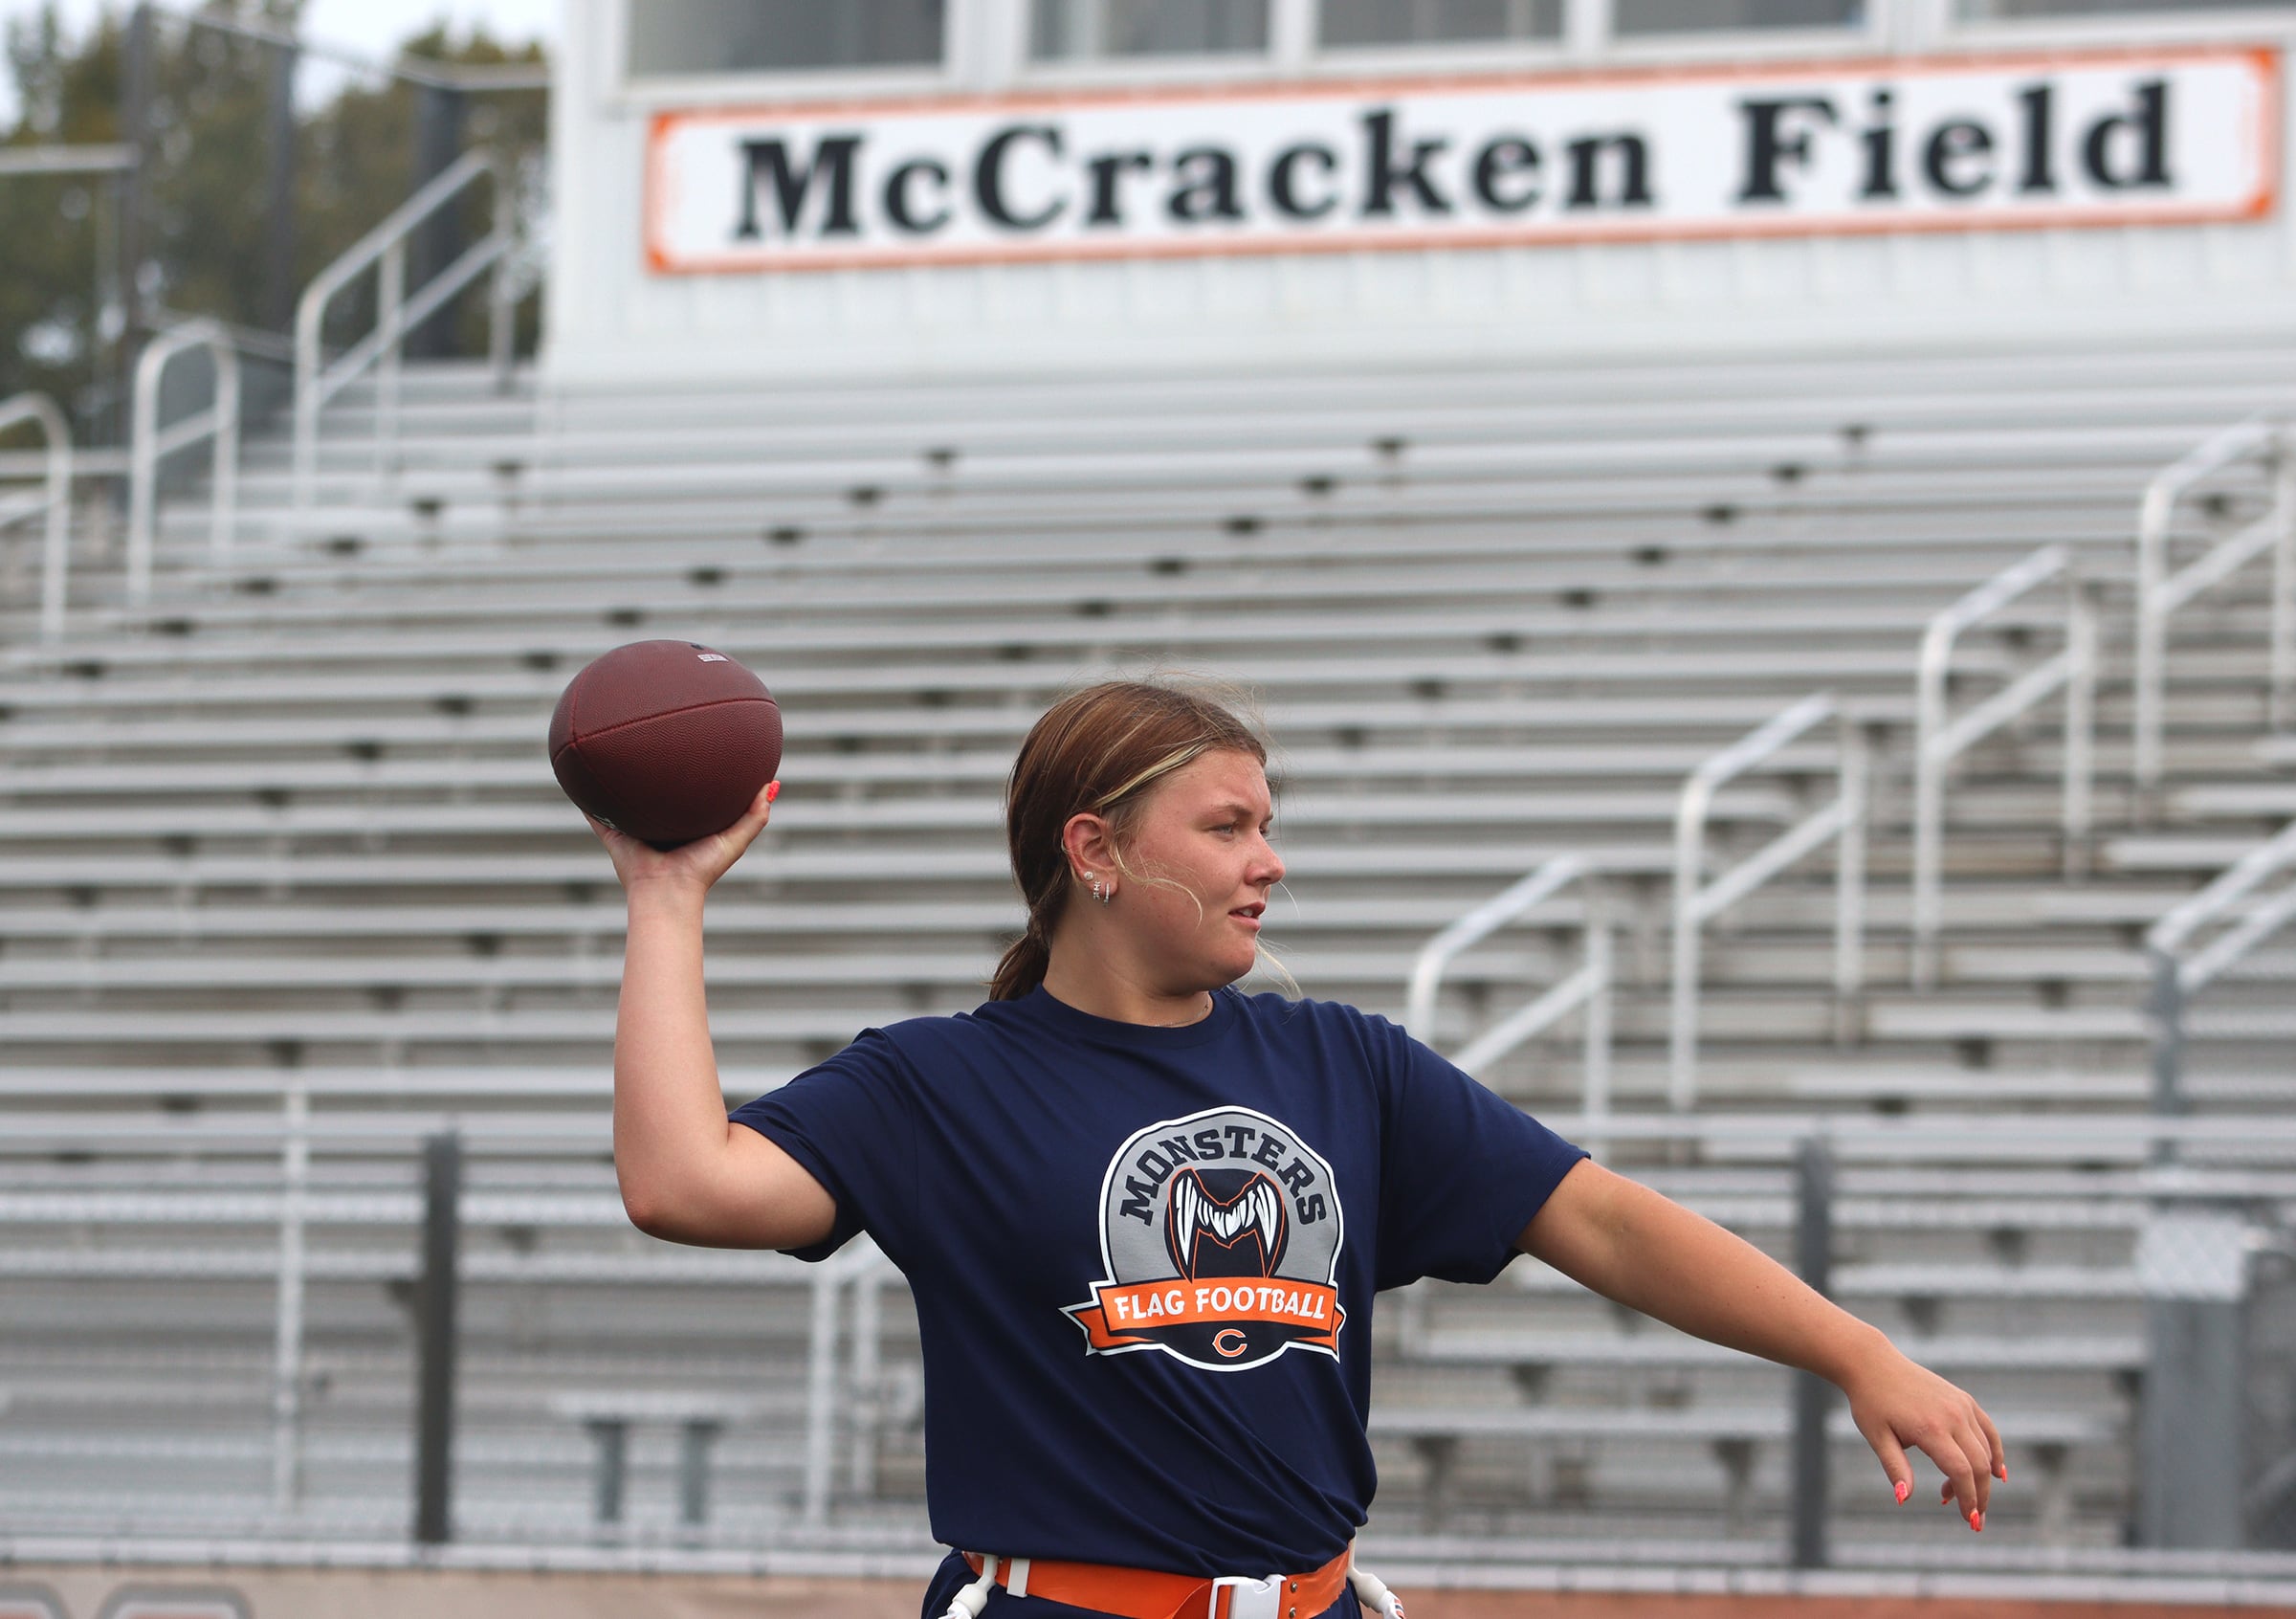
1208;1574;1282;1619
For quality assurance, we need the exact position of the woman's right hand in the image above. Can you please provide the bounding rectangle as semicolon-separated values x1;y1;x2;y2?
584;780;778;901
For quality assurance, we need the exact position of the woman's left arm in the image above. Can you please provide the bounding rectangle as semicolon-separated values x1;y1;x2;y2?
1516;1158;2005;1531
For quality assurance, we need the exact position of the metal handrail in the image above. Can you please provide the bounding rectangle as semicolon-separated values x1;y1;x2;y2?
1405;854;1614;1140
2134;416;2294;803
126;319;240;607
1910;544;2100;988
0;393;73;639
293;147;516;508
1671;693;1869;1113
2146;817;2296;1135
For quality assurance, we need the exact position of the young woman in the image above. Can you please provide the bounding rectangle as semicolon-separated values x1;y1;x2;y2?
595;679;2004;1619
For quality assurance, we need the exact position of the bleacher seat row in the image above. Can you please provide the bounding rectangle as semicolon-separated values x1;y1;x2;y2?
4;337;2295;1562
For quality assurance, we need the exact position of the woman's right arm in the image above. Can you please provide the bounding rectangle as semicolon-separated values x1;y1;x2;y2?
589;783;838;1251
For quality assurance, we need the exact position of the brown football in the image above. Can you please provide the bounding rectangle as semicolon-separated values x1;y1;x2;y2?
548;640;784;850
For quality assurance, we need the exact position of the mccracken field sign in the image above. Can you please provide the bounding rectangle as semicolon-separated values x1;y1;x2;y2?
645;45;2276;273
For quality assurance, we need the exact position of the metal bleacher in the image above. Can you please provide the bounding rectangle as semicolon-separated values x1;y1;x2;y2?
5;331;2296;1573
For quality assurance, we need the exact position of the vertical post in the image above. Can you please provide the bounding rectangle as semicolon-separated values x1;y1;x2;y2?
2063;581;2099;881
2147;948;2185;1167
487;153;516;395
261;40;299;334
585;1418;627;1525
112;3;153;441
680;1421;720;1527
1668;813;1702;1115
375;242;405;487
1268;0;1315;67
802;1264;840;1526
2134;477;2175;815
209;338;239;560
1581;922;1613;1158
406;82;468;361
412;1130;461;1545
2271;448;2295;734
1791;1136;1834;1569
33;397;72;643
1910;659;1946;991
1565;0;1613;58
270;1071;309;1515
125;335;161;604
293;286;321;508
1831;719;1868;1043
849;1265;882;1496
2136;1204;2251;1548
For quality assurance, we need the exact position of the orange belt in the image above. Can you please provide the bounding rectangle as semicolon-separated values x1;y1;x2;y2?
960;1546;1354;1619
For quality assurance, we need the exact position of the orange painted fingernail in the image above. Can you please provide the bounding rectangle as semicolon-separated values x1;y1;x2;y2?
765;781;781;803
1894;1480;1910;1504
1971;1512;1983;1532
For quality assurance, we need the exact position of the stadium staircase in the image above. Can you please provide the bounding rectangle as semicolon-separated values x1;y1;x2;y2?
3;337;2296;1573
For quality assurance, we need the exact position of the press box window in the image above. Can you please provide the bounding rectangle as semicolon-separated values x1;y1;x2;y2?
1963;0;2282;14
1031;0;1271;58
1613;0;1862;32
629;0;947;75
1320;0;1563;46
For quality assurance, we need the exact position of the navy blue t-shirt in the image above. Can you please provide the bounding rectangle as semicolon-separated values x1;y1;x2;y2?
729;985;1587;1577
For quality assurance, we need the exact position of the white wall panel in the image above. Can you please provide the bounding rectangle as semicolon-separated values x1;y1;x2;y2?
546;0;2296;386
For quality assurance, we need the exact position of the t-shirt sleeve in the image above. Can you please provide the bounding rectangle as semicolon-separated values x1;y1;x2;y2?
1364;1010;1591;1291
727;1028;919;1264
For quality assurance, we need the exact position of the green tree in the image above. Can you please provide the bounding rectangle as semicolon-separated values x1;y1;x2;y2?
0;2;545;439
296;23;548;360
0;5;136;424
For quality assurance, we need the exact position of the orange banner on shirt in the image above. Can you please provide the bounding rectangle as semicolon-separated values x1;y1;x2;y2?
1071;1278;1343;1351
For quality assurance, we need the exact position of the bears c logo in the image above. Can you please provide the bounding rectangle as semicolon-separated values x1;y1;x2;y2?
1065;1105;1346;1372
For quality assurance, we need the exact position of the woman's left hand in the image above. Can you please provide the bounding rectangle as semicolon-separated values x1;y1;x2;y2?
1840;1342;2006;1530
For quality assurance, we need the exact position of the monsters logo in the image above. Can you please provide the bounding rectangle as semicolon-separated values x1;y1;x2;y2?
1066;1105;1345;1372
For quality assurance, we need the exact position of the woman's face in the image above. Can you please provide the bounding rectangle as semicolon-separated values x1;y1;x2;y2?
1113;748;1285;990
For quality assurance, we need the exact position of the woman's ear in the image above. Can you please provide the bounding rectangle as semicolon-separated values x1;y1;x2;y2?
1061;810;1115;882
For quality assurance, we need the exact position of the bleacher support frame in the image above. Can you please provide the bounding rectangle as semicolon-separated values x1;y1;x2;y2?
125;319;237;607
1404;854;1615;1142
0;392;73;640
1910;543;2100;989
2134;417;2296;810
292;148;519;511
2146;816;2296;1136
1669;694;1870;1114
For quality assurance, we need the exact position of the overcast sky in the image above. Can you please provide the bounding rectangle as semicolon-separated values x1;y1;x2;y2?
0;1;560;121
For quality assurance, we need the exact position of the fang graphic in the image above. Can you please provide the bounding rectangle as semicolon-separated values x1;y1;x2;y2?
1068;1105;1346;1371
1165;1167;1288;1280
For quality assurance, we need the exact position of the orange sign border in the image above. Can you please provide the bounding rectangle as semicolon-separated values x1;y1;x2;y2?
644;42;2282;275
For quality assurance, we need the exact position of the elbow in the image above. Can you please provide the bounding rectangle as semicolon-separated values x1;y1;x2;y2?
620;1178;685;1241
621;1190;666;1238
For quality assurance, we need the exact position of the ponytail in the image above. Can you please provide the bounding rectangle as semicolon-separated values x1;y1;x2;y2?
989;920;1054;1003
